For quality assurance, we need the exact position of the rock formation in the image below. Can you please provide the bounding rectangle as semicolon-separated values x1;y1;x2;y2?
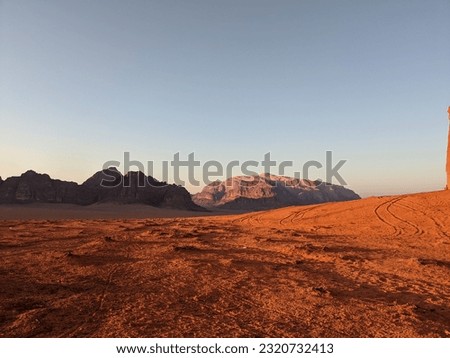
192;174;360;211
0;168;204;211
0;170;79;204
447;106;450;190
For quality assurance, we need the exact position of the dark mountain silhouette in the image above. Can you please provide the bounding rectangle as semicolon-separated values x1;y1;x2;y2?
0;170;80;204
192;174;360;211
0;168;204;211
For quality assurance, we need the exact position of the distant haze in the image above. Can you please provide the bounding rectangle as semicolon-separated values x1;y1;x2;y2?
1;0;449;197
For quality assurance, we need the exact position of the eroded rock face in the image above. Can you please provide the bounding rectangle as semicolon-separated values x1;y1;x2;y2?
192;174;360;210
0;170;79;204
0;168;204;211
81;169;201;210
446;118;450;189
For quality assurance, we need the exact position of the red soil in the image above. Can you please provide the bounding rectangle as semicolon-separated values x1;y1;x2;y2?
0;191;449;337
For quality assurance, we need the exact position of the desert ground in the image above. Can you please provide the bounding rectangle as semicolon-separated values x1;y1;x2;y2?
0;190;449;337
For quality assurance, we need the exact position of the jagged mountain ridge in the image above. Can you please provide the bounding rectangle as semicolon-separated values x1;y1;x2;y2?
192;173;360;210
0;168;204;211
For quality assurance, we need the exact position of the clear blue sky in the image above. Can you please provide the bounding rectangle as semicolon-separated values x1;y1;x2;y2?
1;0;449;196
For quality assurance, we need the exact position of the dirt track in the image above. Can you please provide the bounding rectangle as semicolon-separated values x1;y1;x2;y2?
1;191;449;337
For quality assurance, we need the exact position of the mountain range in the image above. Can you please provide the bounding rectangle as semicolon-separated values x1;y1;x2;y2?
0;168;203;211
192;174;360;210
0;170;360;212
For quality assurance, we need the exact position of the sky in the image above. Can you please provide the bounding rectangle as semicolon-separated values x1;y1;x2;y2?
0;0;449;197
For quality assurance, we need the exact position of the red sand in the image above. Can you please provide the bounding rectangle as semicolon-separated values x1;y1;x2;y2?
0;190;449;337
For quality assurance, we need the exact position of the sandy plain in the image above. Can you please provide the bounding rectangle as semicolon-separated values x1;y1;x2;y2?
0;190;449;337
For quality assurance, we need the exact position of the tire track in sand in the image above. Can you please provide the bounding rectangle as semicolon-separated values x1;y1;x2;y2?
230;212;266;226
279;206;316;227
373;197;404;237
374;196;425;237
386;197;423;236
397;199;450;240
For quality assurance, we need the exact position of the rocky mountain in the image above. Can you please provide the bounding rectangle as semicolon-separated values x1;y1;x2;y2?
0;168;204;211
192;174;360;210
0;170;80;204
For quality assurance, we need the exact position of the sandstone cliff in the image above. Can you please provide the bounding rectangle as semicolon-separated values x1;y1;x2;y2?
192;174;360;210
